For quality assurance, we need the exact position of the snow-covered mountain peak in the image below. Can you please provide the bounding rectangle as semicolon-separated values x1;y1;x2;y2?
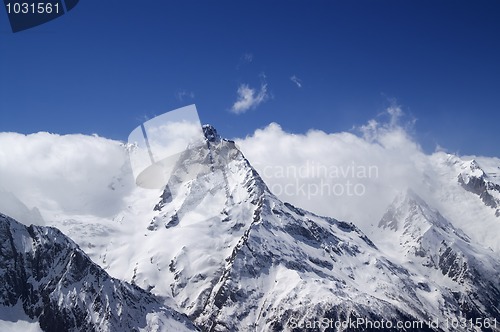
153;124;268;214
379;189;451;233
375;190;500;324
201;124;221;143
460;159;486;180
457;158;500;217
377;189;473;263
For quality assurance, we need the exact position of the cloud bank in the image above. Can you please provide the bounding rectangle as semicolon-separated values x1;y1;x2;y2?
0;106;434;230
0;132;135;220
236;106;430;230
1;106;498;250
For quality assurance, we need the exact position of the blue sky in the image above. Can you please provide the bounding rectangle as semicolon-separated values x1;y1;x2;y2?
1;0;499;156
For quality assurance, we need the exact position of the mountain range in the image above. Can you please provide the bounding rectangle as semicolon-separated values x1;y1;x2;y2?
1;125;499;331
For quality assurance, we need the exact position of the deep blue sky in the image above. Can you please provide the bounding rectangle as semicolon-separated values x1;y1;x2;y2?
1;1;499;156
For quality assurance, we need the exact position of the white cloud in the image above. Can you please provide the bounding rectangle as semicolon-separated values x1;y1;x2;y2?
359;104;413;146
290;75;302;88
0;132;135;220
230;83;269;114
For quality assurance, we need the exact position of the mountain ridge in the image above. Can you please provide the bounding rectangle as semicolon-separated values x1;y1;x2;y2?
0;213;197;332
2;125;500;331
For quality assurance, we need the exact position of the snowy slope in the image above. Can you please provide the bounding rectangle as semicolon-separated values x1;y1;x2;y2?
378;190;500;326
424;153;500;253
0;213;197;332
470;156;500;186
457;159;500;216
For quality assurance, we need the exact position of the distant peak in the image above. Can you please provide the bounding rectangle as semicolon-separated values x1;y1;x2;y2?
469;159;481;170
460;159;486;180
202;124;221;142
403;188;426;205
389;188;424;207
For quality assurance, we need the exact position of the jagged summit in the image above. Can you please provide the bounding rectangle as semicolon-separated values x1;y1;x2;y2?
376;191;500;321
379;188;451;232
202;124;221;143
458;158;500;216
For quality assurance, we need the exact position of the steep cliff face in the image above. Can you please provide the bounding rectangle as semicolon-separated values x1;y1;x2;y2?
0;213;197;332
378;190;500;327
458;160;500;217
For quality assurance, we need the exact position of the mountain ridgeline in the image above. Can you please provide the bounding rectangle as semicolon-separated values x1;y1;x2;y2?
0;125;499;331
